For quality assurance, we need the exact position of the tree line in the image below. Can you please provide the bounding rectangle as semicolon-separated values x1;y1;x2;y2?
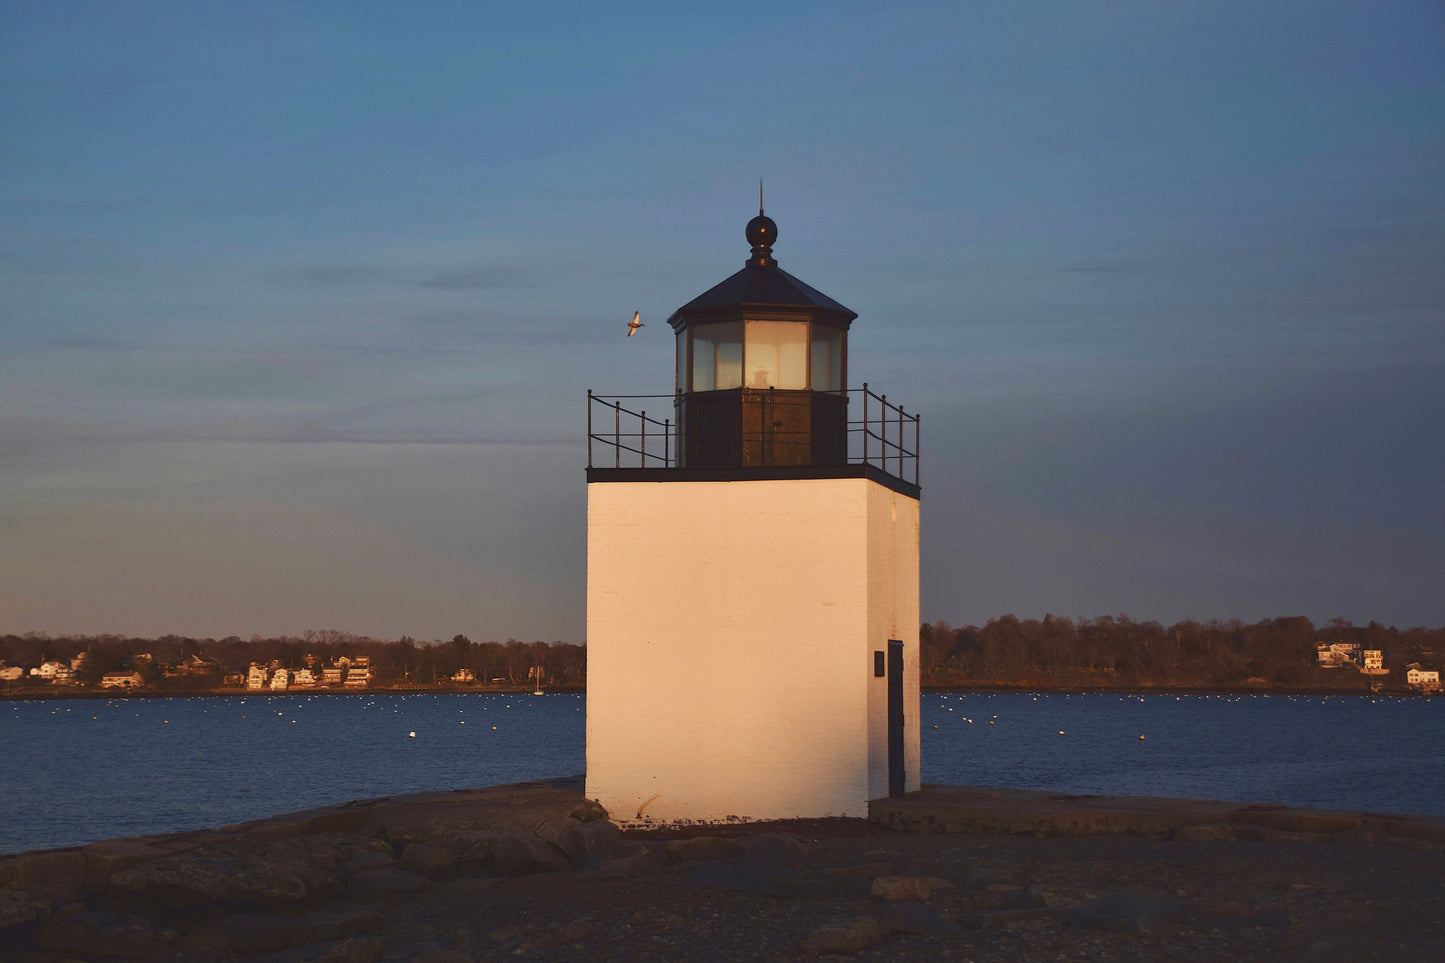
920;615;1443;690
3;615;1442;694
0;630;585;691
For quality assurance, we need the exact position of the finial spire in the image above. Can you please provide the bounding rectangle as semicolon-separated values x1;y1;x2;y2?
759;178;764;216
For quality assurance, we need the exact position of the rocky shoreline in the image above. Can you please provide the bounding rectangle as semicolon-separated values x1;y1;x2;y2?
4;778;1442;961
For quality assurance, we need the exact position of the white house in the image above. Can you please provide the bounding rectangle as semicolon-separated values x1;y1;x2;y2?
0;666;24;682
1406;664;1441;692
246;663;269;689
586;211;921;826
270;668;290;690
100;672;144;688
344;656;371;687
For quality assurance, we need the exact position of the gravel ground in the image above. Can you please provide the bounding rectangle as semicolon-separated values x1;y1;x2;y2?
336;824;1444;962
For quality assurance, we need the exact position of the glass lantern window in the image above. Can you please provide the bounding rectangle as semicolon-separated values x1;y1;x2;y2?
690;321;743;391
810;325;843;391
744;320;807;389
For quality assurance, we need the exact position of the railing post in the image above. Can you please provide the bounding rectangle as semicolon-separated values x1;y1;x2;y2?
862;382;869;466
880;394;888;471
613;400;621;469
914;413;921;485
586;389;593;469
664;418;671;468
897;405;904;478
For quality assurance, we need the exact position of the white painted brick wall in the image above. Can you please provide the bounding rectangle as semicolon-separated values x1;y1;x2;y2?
586;477;920;824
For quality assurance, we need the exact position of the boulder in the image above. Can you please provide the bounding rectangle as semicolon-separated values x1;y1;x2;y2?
317;936;383;963
740;833;808;866
870;875;932;902
491;833;570;876
39;908;178;959
108;843;342;908
666;836;745;861
1071;890;1184;934
799;917;884;956
9;850;85;904
348;866;427;896
397;843;455;879
559;819;621;867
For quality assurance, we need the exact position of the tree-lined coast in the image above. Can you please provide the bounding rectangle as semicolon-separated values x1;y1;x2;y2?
3;615;1442;698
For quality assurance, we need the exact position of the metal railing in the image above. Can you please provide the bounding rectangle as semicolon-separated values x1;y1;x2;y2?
586;390;673;469
852;383;920;486
587;386;920;486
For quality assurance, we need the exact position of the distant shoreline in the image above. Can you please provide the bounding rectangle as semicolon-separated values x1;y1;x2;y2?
3;682;1435;701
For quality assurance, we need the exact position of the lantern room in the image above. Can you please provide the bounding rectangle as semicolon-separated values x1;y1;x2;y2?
669;210;856;468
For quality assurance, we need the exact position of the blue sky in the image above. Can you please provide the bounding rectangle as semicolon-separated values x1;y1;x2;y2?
3;1;1442;641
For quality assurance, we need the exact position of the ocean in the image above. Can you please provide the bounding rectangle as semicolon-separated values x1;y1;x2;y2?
3;691;1441;855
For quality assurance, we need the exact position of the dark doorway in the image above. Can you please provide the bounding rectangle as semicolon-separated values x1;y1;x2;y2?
887;639;905;797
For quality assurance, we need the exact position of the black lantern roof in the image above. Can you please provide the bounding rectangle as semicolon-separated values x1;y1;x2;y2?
667;214;857;328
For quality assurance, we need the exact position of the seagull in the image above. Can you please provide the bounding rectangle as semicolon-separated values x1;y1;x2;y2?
627;310;644;337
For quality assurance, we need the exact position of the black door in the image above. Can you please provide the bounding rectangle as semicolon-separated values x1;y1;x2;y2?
887;639;905;797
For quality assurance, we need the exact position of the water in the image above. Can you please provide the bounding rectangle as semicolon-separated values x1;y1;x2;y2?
3;691;1442;854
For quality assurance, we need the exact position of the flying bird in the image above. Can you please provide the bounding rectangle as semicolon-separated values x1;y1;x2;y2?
627;311;644;337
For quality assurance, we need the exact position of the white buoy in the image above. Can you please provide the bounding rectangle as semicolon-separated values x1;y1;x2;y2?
408;731;416;738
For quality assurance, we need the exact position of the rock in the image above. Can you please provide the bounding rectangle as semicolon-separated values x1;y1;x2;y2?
342;848;396;873
870;875;931;902
594;844;664;878
108;843;341;908
1071;890;1184;934
8;850;86;905
531;918;594;949
886;900;962;935
397;843;455;879
349;866;427;896
666;836;746;861
0;889;49;930
191;907;384;956
740;833;807;866
799;917;884;956
431;829;510;870
569;798;609;822
410;946;473;963
491;832;570;876
823;861;896;878
39;908;177;959
318;936;383;963
560;819;621;867
964;865;1016;888
760;875;871;899
684;860;782;892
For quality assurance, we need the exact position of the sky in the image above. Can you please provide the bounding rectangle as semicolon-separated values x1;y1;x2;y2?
2;1;1442;643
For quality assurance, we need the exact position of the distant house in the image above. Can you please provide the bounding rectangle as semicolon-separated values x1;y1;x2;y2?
1406;664;1441;692
31;661;75;684
270;668;290;690
1316;642;1362;668
292;668;316;687
321;667;344;686
1362;649;1387;675
0;665;23;682
246;663;269;689
100;672;144;688
452;668;475;683
344;656;370;688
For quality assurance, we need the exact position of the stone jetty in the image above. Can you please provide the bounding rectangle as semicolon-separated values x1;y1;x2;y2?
3;777;1443;961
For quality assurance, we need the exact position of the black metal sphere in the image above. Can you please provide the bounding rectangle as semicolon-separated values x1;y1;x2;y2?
746;214;777;250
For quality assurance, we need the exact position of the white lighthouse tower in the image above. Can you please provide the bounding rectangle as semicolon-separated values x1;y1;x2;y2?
585;209;920;825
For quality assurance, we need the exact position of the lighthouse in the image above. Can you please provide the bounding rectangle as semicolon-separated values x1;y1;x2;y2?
585;208;920;825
